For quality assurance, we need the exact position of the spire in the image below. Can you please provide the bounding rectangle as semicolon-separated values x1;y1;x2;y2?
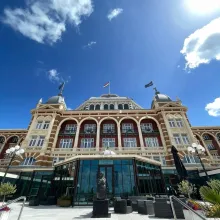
38;98;42;104
153;87;160;95
58;82;65;96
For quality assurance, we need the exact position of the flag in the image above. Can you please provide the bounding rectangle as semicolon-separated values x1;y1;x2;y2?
103;82;110;88
59;82;65;90
145;81;153;88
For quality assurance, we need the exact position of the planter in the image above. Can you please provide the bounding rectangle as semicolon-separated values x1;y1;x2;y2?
57;199;71;207
183;210;206;220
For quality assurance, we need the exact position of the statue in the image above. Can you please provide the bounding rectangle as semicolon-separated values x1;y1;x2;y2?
97;172;106;200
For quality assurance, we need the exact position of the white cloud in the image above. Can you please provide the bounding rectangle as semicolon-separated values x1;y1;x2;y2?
2;0;93;44
48;69;61;82
205;97;220;117
107;8;123;21
181;17;220;69
83;41;96;49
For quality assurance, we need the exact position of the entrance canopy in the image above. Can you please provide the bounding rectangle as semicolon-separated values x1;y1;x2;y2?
54;154;161;167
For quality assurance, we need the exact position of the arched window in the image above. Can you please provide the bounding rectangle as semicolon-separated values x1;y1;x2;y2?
0;136;5;144
95;105;100;110
20;157;36;166
104;104;109;110
110;104;114;110
118;104;123;110
89;105;94;110
124;104;129;109
217;134;220;142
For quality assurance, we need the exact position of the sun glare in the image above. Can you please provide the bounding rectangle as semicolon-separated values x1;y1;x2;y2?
185;0;220;14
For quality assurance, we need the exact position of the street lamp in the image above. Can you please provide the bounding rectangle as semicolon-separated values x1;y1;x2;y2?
1;145;24;183
187;143;209;181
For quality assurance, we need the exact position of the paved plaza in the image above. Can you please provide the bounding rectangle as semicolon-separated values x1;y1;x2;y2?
6;203;177;220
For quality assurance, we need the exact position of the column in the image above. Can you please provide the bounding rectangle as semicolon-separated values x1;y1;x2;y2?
118;124;122;150
137;123;145;150
96;124;100;151
74;124;80;149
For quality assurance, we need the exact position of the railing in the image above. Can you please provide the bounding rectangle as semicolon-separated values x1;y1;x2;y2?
141;129;159;134
101;130;116;135
25;146;43;151
53;148;74;152
0;159;10;167
169;195;206;220
0;196;26;220
76;148;97;152
59;130;76;136
80;131;96;135
121;129;138;135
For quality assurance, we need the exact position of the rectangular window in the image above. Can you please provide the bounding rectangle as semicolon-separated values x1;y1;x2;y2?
145;137;159;147
36;121;43;129
65;124;77;132
173;134;182;145
37;136;45;147
22;157;36;166
206;143;215;150
183;155;199;164
84;124;96;133
181;134;190;144
141;123;153;132
103;124;115;133
81;138;94;148
43;121;50;129
161;157;166;165
29;136;37;147
123;138;137;147
168;119;176;128
122;123;134;133
176;119;183;127
102;138;115;148
59;139;73;148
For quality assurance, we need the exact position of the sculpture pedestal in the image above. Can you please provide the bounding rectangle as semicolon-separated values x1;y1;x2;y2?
92;199;111;218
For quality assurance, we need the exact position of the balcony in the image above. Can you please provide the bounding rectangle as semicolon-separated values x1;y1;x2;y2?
59;130;76;136
101;129;117;135
141;129;159;135
25;146;43;151
80;129;96;135
0;159;10;167
52;148;74;153
121;129;138;135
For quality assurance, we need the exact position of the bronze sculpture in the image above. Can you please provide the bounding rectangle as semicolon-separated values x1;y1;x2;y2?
97;172;106;200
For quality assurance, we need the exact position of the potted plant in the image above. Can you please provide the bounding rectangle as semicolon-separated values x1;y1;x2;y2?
57;195;72;207
0;183;16;219
200;179;220;218
177;180;204;220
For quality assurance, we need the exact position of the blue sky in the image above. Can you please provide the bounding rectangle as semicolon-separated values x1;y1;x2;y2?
0;0;220;129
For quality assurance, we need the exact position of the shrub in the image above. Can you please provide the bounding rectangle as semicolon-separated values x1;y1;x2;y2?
0;182;17;203
177;180;195;199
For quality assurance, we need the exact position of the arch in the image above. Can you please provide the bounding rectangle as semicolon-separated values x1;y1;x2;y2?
166;114;174;119
78;117;99;126
95;105;100;110
119;116;139;124
98;117;119;125
174;114;182;118
37;116;45;120
139;116;166;148
89;105;95;110
45;115;52;120
110;104;114;110
104;104;109;110
58;118;79;129
201;132;218;140
5;135;19;143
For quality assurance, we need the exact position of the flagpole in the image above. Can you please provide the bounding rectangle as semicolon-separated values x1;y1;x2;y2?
109;81;111;94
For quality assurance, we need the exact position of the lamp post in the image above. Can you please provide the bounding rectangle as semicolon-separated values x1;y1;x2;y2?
1;145;24;184
187;143;209;181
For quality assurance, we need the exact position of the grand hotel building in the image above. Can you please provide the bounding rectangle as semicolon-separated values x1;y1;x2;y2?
0;89;220;204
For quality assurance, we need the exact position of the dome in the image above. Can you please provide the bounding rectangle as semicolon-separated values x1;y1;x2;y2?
154;93;172;102
46;96;65;104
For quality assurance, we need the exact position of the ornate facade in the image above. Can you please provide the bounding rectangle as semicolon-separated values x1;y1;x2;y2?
0;90;220;176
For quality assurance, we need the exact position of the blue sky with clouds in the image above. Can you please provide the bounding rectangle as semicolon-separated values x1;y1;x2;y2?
0;0;220;129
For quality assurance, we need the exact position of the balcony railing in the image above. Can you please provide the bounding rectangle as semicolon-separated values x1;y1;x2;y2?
0;159;10;167
121;129;138;135
53;147;74;152
101;129;117;135
141;129;159;134
26;146;43;151
76;148;97;152
59;130;76;136
80;129;97;135
213;156;220;160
